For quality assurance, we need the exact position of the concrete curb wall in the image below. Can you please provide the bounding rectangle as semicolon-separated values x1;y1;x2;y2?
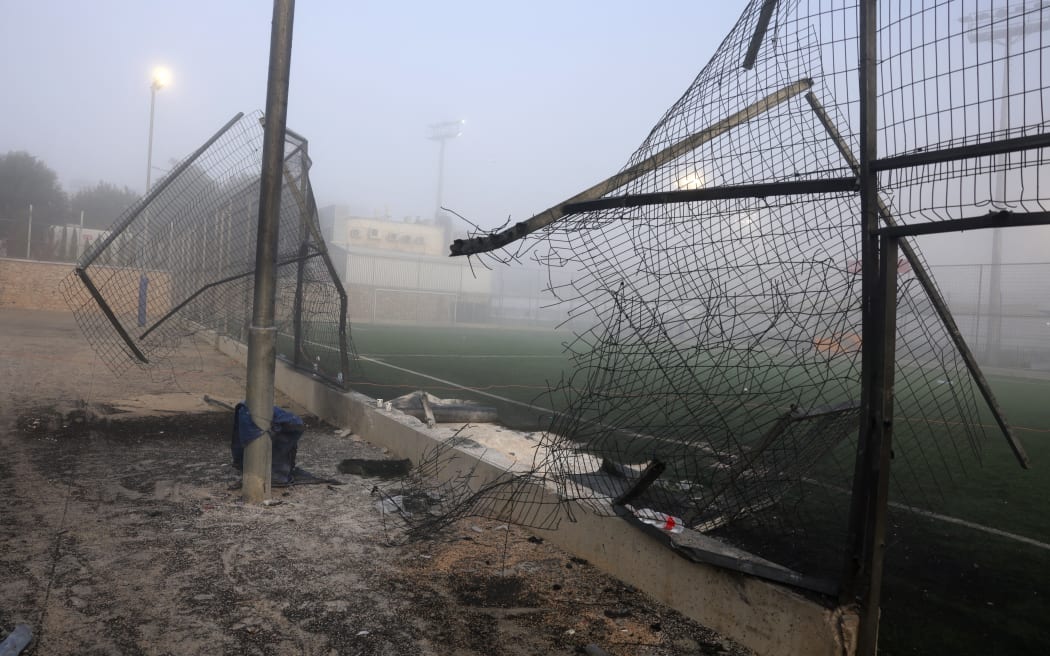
213;333;858;656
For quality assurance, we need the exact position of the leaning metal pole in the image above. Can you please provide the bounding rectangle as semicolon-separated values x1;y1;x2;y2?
804;91;1030;468
450;77;813;256
243;0;296;503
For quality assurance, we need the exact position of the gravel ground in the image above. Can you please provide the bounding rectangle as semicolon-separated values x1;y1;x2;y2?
0;310;750;655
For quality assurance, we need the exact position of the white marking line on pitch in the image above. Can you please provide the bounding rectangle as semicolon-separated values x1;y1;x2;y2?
804;478;1050;552
358;355;557;415
297;345;1050;551
360;353;564;359
888;500;1050;552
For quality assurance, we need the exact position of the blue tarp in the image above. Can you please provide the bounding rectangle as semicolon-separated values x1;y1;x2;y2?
231;403;304;485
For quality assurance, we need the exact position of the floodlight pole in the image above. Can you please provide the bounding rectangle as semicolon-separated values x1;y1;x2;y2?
243;0;296;503
146;81;160;194
429;120;464;220
141;69;168;327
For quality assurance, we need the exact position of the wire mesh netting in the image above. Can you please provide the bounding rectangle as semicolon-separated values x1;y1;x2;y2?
60;112;352;387
932;260;1050;366
878;1;1050;222
374;0;1050;590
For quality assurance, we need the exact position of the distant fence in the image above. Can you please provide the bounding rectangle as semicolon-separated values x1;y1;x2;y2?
339;247;573;327
930;262;1050;369
337;249;1050;354
59;112;352;387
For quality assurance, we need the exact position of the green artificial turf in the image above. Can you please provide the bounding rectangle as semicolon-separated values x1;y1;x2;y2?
295;320;1049;655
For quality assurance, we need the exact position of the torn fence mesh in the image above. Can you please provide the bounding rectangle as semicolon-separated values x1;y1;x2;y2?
422;0;1045;586
60;111;352;387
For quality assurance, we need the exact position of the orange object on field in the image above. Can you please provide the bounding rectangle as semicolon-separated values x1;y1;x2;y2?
814;331;862;355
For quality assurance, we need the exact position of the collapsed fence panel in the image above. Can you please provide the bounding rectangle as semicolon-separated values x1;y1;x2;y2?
60;111;352;387
405;1;1049;608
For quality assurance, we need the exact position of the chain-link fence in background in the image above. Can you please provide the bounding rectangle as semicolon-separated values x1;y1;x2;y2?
931;261;1050;370
60;112;352;388
327;243;1050;371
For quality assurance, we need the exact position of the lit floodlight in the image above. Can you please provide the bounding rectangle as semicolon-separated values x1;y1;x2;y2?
151;66;172;90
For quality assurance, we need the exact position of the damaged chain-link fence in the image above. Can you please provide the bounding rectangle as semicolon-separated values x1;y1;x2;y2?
379;0;1048;596
61;111;352;388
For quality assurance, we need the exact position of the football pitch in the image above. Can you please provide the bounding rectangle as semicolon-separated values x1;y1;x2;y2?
345;323;576;430
334;321;1050;654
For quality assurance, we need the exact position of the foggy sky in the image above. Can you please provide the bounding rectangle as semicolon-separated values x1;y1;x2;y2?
4;1;1047;264
0;1;745;236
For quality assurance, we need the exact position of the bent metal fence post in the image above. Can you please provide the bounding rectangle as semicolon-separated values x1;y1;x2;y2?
60;112;352;389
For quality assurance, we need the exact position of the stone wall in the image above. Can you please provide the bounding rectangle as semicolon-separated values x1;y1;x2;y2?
0;258;172;318
0;258;73;311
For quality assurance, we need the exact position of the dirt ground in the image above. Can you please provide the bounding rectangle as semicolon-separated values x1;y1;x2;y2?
0;310;750;656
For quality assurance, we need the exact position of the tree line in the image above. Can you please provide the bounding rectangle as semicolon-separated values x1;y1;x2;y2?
0;151;140;259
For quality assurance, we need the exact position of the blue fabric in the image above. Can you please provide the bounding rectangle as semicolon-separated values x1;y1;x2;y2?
231;404;305;484
234;404;303;447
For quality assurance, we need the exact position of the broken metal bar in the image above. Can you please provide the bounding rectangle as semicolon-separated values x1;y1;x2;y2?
203;395;236;411
872;132;1050;171
420;391;436;428
82;112;246;268
805;91;1030;469
611;459;667;507
561;177;856;213
743;0;779;70
613;505;839;596
876;210;1050;238
75;268;149;363
450;77;814;256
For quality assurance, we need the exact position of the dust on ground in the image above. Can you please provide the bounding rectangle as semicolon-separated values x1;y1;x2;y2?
0;310;749;655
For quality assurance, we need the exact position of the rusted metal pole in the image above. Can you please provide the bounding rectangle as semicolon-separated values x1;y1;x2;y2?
243;0;295;503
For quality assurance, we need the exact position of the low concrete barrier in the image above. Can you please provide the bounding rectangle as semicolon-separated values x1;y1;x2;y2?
213;333;858;656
